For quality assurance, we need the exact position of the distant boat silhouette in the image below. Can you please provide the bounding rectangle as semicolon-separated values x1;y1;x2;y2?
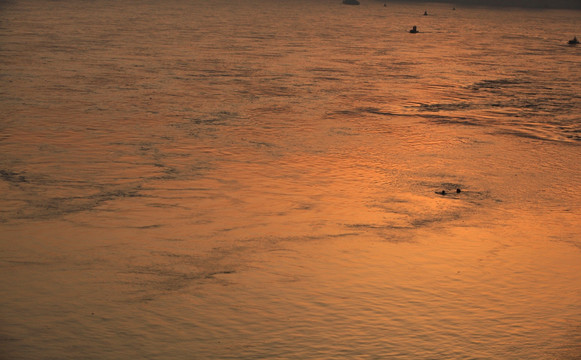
568;36;579;45
409;25;419;33
342;0;360;5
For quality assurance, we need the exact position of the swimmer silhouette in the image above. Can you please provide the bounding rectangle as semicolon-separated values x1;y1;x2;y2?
568;36;579;45
424;10;428;15
410;26;418;34
435;189;461;195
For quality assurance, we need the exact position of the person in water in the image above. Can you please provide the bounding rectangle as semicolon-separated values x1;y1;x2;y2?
410;26;418;33
435;188;461;195
424;10;428;15
568;36;579;45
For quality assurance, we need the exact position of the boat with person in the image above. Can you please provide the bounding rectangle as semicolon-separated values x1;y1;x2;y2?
568;36;579;45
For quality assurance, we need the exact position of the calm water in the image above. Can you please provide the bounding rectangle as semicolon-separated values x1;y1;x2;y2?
1;0;580;359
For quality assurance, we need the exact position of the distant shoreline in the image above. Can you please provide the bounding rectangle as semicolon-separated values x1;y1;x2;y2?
376;0;581;10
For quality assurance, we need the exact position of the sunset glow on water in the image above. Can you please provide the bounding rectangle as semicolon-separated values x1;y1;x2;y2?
1;0;580;358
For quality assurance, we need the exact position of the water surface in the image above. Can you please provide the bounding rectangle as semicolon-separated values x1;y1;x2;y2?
1;0;580;359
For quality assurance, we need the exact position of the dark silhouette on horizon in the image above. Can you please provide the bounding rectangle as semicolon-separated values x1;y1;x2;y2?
342;0;360;5
568;36;579;45
409;25;418;33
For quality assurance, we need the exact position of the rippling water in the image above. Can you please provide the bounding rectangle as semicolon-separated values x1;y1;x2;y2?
1;0;580;359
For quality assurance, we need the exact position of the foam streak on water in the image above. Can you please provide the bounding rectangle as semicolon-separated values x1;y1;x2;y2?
1;0;580;359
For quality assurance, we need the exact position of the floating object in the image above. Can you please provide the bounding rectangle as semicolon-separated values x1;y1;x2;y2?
424;10;428;16
568;36;579;45
409;25;418;34
456;188;461;193
342;0;360;5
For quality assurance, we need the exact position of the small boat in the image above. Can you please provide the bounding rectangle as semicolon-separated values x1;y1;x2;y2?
568;36;579;45
342;0;360;5
409;25;419;33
